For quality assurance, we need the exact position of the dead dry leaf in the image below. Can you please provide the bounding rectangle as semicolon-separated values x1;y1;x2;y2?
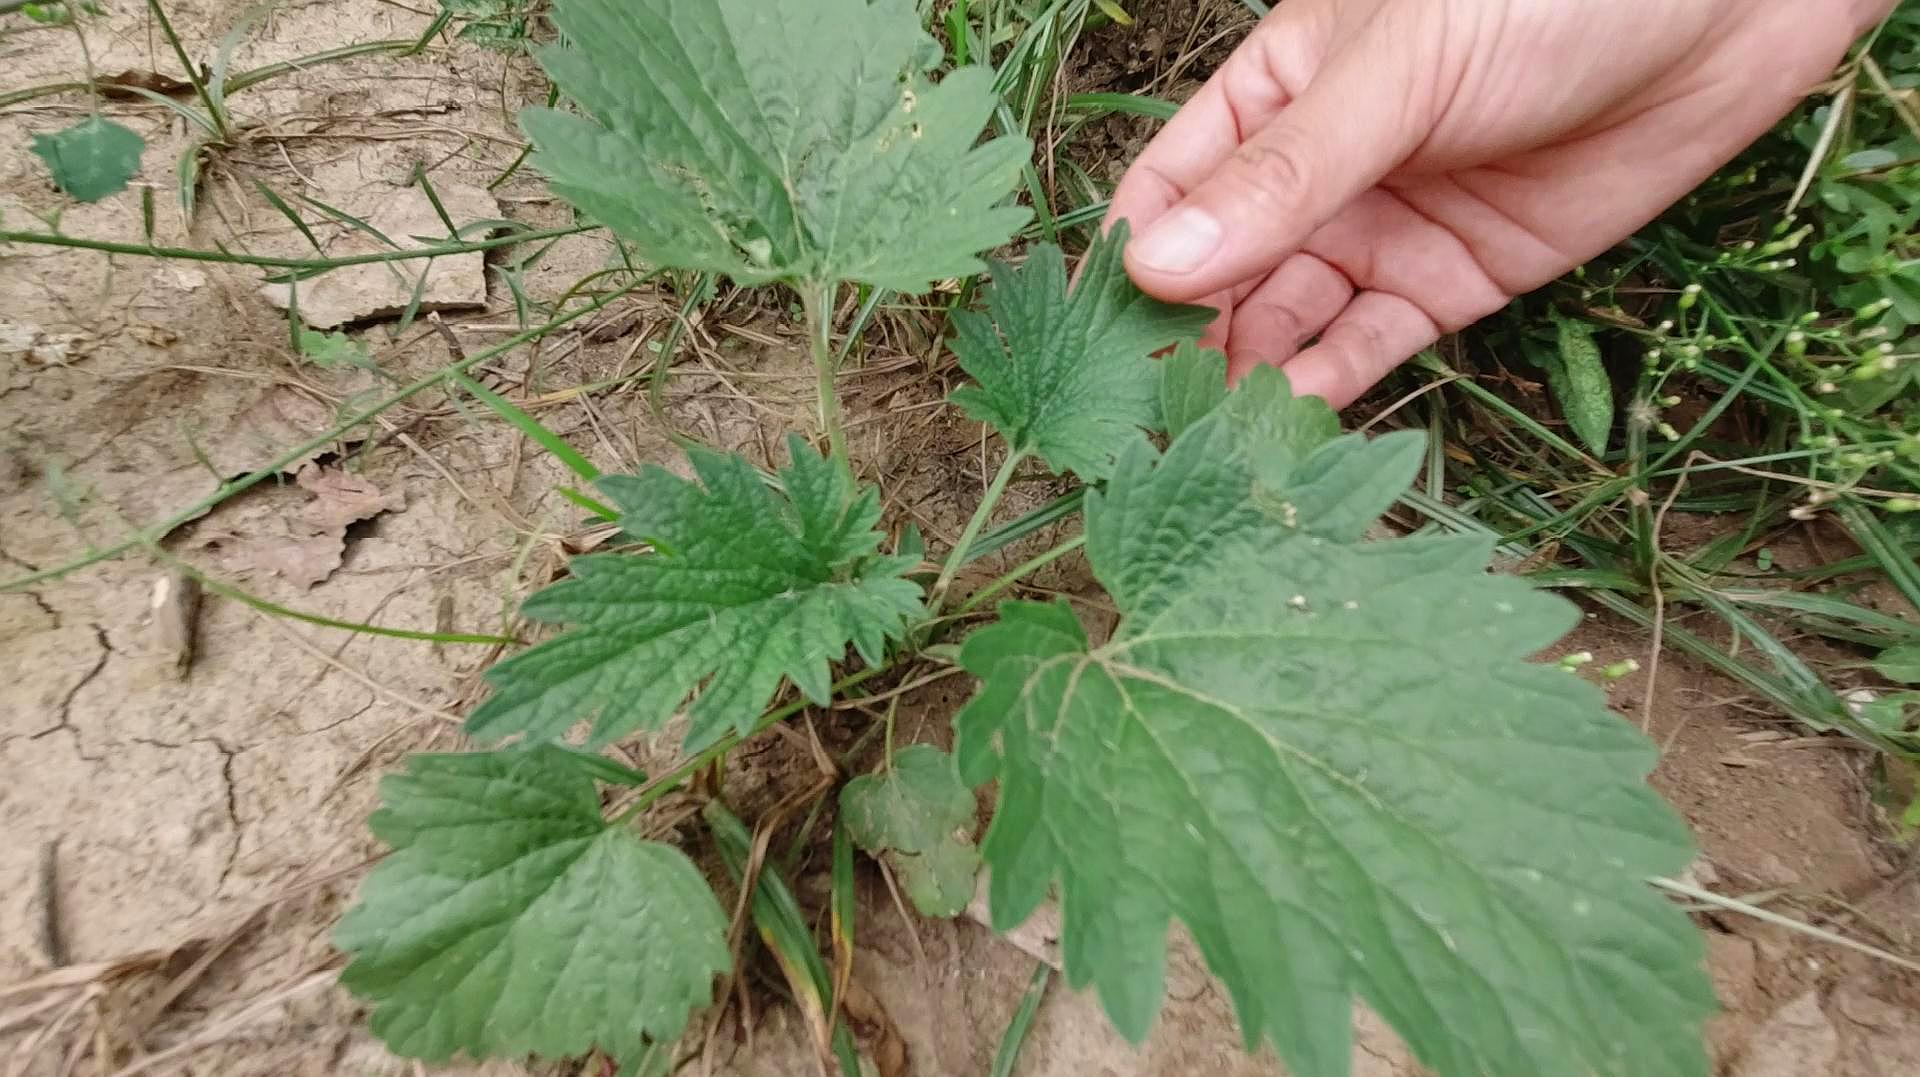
839;978;908;1077
296;462;404;531
204;463;404;588
210;386;343;478
97;70;196;98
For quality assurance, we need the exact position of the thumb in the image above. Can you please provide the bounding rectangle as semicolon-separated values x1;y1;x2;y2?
1123;10;1427;303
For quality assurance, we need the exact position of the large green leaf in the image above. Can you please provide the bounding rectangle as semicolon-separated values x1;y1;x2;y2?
468;437;924;749
955;370;1712;1077
948;223;1213;479
335;747;729;1062
840;744;980;916
522;0;1029;291
31;115;144;203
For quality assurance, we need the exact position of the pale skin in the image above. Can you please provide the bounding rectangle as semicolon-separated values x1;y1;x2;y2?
1108;0;1900;407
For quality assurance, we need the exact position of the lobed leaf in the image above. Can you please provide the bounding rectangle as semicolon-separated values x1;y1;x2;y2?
956;368;1714;1077
949;223;1214;479
1157;341;1230;441
31;115;144;203
840;744;981;916
468;436;925;750
522;0;1030;291
335;747;730;1063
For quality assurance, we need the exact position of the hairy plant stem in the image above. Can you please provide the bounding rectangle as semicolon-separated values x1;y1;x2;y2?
928;450;1023;617
611;666;888;826
0;223;592;269
801;281;848;465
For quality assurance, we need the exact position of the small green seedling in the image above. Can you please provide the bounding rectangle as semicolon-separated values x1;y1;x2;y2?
334;1;1717;1075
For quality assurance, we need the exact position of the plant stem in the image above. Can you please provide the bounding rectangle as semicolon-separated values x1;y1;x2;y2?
612;666;888;826
928;450;1023;616
0;223;592;269
801;281;848;464
145;0;231;142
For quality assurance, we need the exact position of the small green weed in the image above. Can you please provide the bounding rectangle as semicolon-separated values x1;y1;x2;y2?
322;1;1714;1074
4;1;1916;1074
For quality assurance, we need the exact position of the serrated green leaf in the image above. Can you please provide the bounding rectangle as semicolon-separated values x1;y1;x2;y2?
1548;313;1615;455
1157;342;1229;441
31;116;144;203
468;436;925;750
955;370;1712;1077
522;0;1030;291
334;747;729;1063
841;744;980;916
948;223;1214;478
1874;643;1920;684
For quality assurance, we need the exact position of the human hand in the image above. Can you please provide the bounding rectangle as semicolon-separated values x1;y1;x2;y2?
1108;0;1894;407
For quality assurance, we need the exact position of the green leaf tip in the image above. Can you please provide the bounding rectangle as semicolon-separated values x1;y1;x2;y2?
955;370;1714;1077
467;436;925;750
949;221;1215;478
841;744;981;917
32;116;144;203
335;746;730;1063
522;0;1030;292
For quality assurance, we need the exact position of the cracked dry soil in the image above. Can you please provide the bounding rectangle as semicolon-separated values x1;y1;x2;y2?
5;1;1920;1075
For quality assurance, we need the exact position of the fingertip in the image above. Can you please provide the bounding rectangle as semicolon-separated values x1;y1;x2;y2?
1272;357;1361;410
1122;210;1234;304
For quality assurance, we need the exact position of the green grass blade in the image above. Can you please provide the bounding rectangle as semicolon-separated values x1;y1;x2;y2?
157;554;516;645
990;963;1052;1077
1064;91;1178;121
965;487;1087;566
253;178;324;253
1836;500;1920;615
707;802;862;1077
451;371;601;482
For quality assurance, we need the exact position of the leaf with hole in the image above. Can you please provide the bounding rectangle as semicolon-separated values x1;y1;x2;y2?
334;746;730;1062
467;436;925;750
521;0;1030;290
948;223;1213;479
841;744;981;916
31;116;144;203
955;368;1713;1077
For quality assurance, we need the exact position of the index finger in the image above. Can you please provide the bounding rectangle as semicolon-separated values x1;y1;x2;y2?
1102;14;1310;237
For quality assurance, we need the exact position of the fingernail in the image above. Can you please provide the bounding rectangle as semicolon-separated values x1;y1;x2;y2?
1131;208;1223;275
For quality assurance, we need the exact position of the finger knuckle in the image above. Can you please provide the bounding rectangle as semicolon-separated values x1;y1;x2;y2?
1219;132;1312;215
1329;320;1389;381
